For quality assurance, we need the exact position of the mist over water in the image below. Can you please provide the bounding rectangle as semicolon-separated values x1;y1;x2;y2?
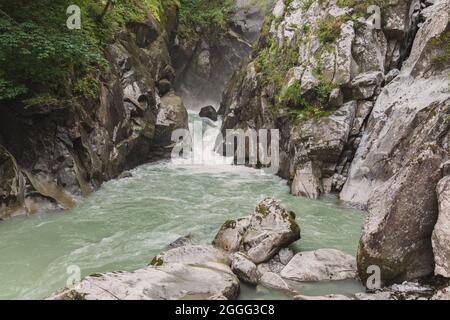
0;112;365;300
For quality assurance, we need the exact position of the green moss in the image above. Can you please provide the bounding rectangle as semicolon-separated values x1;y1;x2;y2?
223;219;237;229
317;15;348;45
150;256;164;266
430;31;450;65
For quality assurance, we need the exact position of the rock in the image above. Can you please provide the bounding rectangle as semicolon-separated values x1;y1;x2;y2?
157;79;172;95
230;252;260;285
328;88;344;108
357;145;446;284
117;171;132;179
241;199;301;263
355;282;434;300
213;215;252;252
294;294;352;300
349;71;384;100
354;291;394;300
385;68;400;84
259;272;291;292
432;176;450;278
291;161;323;199
213;198;301;264
291;161;324;199
150;245;230;266
340;1;450;209
154;92;188;147
278;247;294;265
280;249;357;282
168;235;193;249
49;262;239;300
199;105;218;122
126;16;160;48
432;286;450;300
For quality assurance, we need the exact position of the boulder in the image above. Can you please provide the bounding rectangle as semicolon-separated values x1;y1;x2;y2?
213;216;252;252
280;249;357;282
49;262;239;300
230;252;260;285
432;176;450;278
291;161;323;199
157;79;172;95
150;245;230;266
213;198;300;264
199;105;218;122
259;272;291;292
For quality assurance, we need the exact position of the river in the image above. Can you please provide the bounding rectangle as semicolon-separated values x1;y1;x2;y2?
0;113;365;299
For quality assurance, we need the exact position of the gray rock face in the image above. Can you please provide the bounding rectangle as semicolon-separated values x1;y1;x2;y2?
280;249;357;282
173;0;270;109
432;176;450;278
213;198;301;263
230;252;260;285
341;0;450;284
357;146;446;284
49;262;239;300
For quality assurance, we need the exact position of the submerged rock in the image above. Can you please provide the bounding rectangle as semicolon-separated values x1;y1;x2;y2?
199;105;218;122
280;249;357;282
214;198;301;264
168;235;193;249
49;262;239;300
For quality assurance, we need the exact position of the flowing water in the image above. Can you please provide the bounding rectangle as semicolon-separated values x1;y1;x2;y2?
0;113;365;300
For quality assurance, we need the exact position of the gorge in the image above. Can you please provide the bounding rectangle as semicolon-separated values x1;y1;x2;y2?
0;0;449;300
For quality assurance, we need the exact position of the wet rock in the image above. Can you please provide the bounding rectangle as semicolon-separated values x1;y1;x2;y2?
432;176;450;278
150;245;230;266
117;171;133;179
213;198;300;264
230;252;260;285
154;92;188;147
49;262;239;300
280;249;357;282
168;235;193;249
199;105;218;122
355;282;434;300
157;79;172;95
259;272;290;292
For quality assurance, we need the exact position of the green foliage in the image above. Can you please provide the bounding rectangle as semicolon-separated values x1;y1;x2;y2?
317;15;347;45
0;0;175;104
301;0;314;11
177;0;233;40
